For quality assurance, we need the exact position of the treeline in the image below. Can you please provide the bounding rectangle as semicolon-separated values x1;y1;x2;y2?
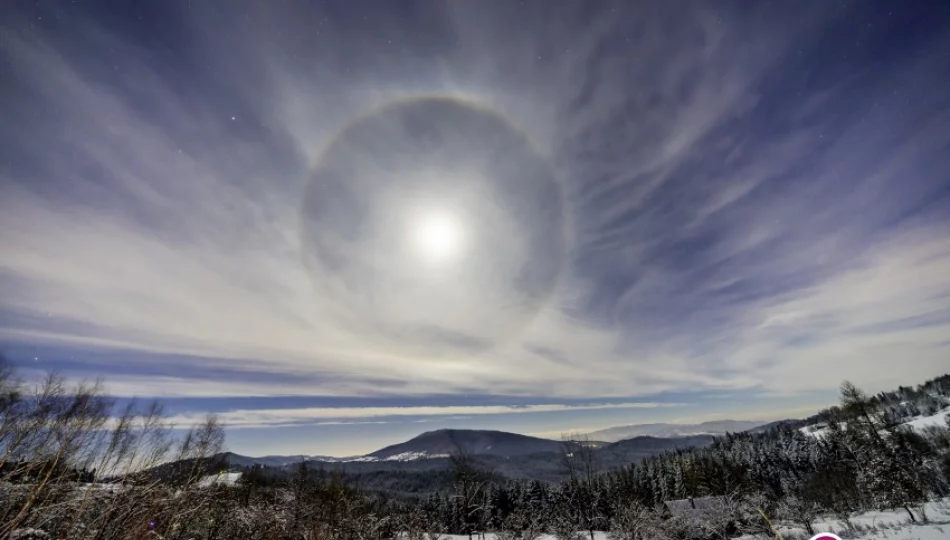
231;377;950;539
812;374;950;428
2;354;950;540
398;383;950;538
233;463;468;499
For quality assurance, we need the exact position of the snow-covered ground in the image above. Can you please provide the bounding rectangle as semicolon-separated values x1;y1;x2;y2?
761;498;950;540
441;533;609;540
197;471;242;487
343;451;451;462
905;410;950;430
435;500;950;540
381;451;451;461
801;408;949;439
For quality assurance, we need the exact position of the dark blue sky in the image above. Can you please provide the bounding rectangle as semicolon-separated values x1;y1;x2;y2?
1;1;949;455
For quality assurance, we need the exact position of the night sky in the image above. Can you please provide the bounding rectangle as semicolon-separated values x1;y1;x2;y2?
1;1;949;456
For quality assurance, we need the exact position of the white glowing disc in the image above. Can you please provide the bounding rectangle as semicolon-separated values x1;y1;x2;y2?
410;211;463;263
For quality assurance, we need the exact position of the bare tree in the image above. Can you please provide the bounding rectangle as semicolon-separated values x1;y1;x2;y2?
448;445;489;540
559;434;601;540
607;500;660;540
738;492;783;539
497;509;543;540
694;495;741;540
779;494;819;536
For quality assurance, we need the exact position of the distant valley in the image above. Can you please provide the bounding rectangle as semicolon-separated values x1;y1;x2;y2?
216;428;723;491
222;419;766;470
209;400;948;496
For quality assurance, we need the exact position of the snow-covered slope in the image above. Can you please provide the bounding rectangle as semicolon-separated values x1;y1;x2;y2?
801;408;949;439
197;471;242;487
342;451;451;462
906;409;950;430
434;499;950;540
754;498;950;540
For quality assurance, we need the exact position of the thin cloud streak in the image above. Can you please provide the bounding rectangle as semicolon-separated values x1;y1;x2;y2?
164;402;683;429
0;2;948;445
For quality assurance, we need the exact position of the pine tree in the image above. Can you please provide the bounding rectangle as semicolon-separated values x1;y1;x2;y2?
868;424;934;521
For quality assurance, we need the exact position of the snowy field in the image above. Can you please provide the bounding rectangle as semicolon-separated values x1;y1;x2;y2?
441;532;610;540
435;499;950;540
801;408;950;439
905;410;950;431
197;471;243;487
765;499;950;540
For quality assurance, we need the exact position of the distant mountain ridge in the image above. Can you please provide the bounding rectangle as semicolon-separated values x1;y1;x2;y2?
585;420;766;442
220;452;349;468
220;426;758;469
219;428;727;472
597;434;716;461
367;428;565;459
187;374;950;495
212;428;728;492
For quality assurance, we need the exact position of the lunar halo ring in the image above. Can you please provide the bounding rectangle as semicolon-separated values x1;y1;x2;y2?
298;93;569;356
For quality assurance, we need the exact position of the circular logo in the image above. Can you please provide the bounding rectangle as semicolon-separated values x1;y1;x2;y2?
300;96;566;356
808;534;842;540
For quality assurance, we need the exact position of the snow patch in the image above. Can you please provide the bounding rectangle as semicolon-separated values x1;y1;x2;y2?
381;451;450;462
748;498;950;540
9;529;50;540
801;408;949;439
197;471;242;487
443;499;950;540
906;410;950;430
340;451;450;462
344;456;380;462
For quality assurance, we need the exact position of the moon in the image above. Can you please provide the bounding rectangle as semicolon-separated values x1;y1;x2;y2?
300;96;565;355
410;210;465;265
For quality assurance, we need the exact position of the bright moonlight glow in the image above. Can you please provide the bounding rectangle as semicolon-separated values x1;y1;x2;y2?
410;211;464;263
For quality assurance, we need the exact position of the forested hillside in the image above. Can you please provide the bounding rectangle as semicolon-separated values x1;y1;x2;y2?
2;362;948;539
330;378;950;537
219;434;717;493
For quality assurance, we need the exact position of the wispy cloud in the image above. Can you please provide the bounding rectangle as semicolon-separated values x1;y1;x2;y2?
164;401;682;429
0;1;948;442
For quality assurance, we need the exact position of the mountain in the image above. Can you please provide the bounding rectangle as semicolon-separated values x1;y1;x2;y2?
596;435;716;462
745;419;808;433
221;452;344;468
367;429;566;459
221;428;719;470
585;420;766;442
192;430;723;494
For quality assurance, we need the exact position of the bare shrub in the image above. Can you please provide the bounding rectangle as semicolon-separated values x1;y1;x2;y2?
497;510;543;540
607;500;665;540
